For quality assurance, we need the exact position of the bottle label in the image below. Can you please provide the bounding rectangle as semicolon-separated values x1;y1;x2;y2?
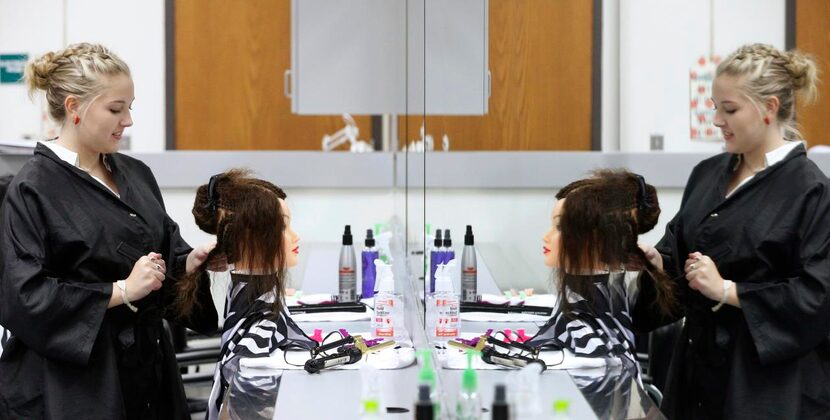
434;299;460;338
375;327;394;337
462;269;477;302
373;296;397;338
339;269;356;302
436;328;459;337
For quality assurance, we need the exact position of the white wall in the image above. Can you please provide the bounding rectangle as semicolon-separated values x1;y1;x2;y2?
615;0;786;152
0;0;63;141
0;0;165;152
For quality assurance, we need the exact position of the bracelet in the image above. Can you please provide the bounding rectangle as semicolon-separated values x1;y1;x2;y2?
711;280;733;312
116;280;138;312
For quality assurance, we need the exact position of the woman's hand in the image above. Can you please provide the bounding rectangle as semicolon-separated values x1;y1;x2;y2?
684;252;726;301
638;243;664;271
125;252;166;301
186;242;227;274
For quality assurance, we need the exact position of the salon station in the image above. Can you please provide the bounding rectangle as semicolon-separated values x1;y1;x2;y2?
1;1;830;420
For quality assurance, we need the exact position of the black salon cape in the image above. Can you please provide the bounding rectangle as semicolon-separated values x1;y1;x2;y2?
0;144;218;419
653;144;830;419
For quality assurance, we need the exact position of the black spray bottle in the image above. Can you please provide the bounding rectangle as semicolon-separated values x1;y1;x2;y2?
461;225;477;302
338;225;357;302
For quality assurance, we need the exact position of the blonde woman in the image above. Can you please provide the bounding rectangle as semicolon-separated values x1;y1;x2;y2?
642;44;830;419
0;44;218;419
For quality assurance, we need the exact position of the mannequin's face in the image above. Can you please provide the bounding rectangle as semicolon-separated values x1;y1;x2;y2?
542;199;564;268
280;199;300;268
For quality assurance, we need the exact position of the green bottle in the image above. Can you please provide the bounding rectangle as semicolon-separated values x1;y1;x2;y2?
456;350;482;420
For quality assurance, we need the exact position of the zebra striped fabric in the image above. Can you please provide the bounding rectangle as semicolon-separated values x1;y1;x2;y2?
528;272;641;366
207;273;316;420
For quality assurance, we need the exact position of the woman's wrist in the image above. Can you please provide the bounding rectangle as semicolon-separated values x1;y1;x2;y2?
711;279;741;310
107;283;122;308
115;280;139;312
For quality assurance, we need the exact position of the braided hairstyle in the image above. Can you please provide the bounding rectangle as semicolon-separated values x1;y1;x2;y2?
555;169;677;317
24;43;130;123
717;43;819;141
176;169;289;320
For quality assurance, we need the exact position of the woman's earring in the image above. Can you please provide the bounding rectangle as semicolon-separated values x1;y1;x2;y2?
763;116;770;125
74;115;80;125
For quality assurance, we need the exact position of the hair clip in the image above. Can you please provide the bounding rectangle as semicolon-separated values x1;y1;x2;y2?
204;173;222;213
633;174;652;211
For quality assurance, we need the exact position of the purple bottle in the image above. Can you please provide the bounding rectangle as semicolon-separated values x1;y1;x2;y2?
361;229;380;298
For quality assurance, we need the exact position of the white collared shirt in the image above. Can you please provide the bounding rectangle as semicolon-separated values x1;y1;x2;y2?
726;140;803;198
39;140;120;198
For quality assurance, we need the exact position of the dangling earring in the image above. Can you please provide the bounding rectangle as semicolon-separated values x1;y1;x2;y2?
763;116;770;125
73;115;81;125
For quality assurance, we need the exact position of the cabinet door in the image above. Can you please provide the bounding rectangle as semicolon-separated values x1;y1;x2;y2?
175;0;371;150
290;0;489;115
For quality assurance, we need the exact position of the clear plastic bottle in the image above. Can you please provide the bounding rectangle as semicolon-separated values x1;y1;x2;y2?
511;362;544;419
456;350;482;420
427;262;461;346
372;260;404;341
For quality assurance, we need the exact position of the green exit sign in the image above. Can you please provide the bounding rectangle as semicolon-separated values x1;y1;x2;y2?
1;54;28;84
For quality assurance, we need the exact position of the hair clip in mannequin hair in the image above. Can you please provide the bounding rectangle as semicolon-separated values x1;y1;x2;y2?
204;173;222;213
633;174;652;211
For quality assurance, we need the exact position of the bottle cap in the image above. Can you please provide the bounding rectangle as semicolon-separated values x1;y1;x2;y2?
464;225;474;246
363;399;380;414
418;384;431;402
342;225;353;245
434;229;443;247
494;384;506;402
365;229;375;247
443;229;452;247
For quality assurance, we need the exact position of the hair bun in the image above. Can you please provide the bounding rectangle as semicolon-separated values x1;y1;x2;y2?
192;183;221;235
24;52;59;98
784;50;819;102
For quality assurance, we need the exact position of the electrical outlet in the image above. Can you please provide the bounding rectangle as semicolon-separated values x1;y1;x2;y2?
650;134;664;151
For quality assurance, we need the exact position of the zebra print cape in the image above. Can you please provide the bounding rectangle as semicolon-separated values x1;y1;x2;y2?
207;273;316;420
528;272;640;366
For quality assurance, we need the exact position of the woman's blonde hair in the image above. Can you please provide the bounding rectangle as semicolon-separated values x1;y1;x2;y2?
716;43;819;141
24;43;130;123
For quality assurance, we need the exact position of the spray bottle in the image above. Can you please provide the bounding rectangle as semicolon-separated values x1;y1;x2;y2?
417;348;440;419
429;229;443;293
428;262;460;345
415;384;435;420
456;350;482;420
442;229;455;265
461;225;478;302
372;260;403;340
491;384;509;420
339;225;357;302
362;229;380;299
